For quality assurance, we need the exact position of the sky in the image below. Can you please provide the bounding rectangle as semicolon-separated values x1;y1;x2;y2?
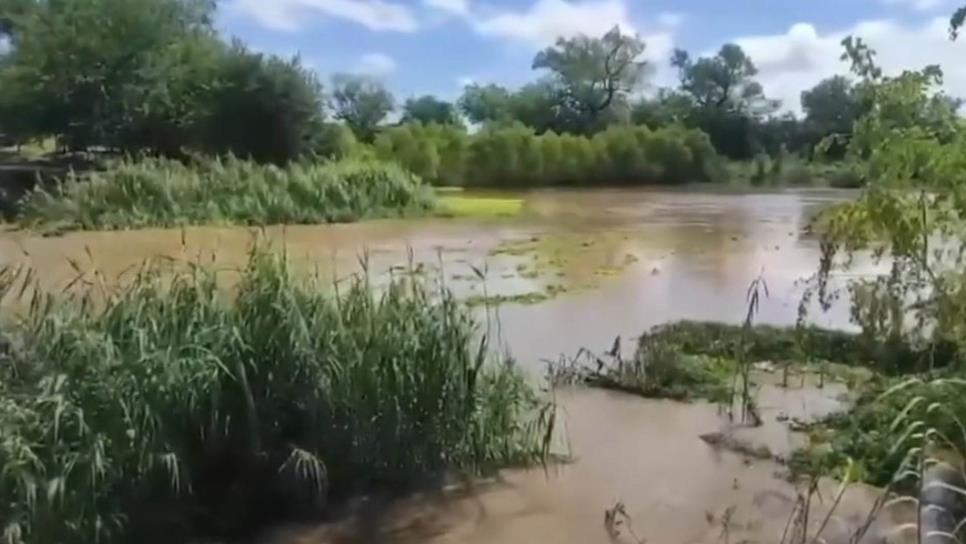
216;0;966;113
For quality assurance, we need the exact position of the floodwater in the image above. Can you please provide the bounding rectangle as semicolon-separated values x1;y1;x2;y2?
0;187;903;543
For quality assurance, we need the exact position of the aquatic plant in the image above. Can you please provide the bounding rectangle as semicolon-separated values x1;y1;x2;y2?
17;156;435;231
0;247;551;544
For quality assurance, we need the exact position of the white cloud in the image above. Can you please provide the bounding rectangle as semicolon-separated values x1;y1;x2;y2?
882;0;947;11
471;0;636;47
656;11;686;28
358;52;397;75
457;75;476;87
733;17;966;113
231;0;418;32
423;0;470;16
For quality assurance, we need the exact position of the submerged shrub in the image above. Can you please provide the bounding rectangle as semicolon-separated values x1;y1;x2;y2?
18;156;435;231
0;249;550;543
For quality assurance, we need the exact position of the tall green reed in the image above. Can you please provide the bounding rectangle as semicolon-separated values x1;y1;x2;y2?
17;156;435;231
0;247;550;544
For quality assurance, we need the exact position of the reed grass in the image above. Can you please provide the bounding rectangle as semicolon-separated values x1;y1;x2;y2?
0;247;551;544
17;156;435;231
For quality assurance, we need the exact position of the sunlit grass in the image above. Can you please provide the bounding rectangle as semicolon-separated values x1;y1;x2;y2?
436;196;524;218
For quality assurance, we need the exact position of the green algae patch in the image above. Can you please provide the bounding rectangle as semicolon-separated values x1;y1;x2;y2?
436;196;524;218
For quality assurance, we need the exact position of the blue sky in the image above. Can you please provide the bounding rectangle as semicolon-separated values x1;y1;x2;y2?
216;0;966;111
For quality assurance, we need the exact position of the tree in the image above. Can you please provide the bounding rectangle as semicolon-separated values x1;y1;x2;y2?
631;89;694;127
202;46;327;164
671;44;779;159
330;74;394;143
532;25;647;133
801;76;858;134
458;83;512;125
951;4;965;38
672;44;777;116
0;0;218;150
401;95;459;125
799;75;861;157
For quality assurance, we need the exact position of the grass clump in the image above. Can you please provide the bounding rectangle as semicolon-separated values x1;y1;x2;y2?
549;333;733;402
0;248;551;544
17;156;435;231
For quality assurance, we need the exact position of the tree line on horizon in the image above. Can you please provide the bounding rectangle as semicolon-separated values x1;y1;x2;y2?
0;0;963;180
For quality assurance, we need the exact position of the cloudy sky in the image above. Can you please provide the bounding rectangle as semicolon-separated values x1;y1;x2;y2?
218;0;966;112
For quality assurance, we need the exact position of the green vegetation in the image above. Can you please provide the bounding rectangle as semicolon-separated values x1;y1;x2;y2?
726;157;864;188
0;247;552;544
789;27;966;495
637;321;957;375
18;156;434;231
374;123;721;187
437;196;525;218
0;2;870;193
548;327;734;402
790;377;966;487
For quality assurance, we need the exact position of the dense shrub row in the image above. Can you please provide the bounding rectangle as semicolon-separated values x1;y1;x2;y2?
373;123;722;187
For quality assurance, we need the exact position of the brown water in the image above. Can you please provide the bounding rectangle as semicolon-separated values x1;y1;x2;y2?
1;187;901;543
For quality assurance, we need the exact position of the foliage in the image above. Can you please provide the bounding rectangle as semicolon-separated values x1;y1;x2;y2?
532;25;646;133
401;95;460;126
725;156;863;187
672;44;775;115
0;247;552;543
807;37;966;363
0;0;217;150
791;376;966;487
374;122;719;186
548;332;733;402
330;74;394;143
458;83;515;125
792;33;966;496
635;321;957;374
800;76;863;158
665;44;781;159
201;45;327;164
0;0;337;164
17;156;434;231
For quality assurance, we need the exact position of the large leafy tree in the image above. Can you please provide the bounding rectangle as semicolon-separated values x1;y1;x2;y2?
330;73;394;143
799;75;862;157
672;44;777;116
801;76;859;135
670;43;779;158
532;25;647;133
401;95;460;125
0;0;218;150
458;83;513;125
202;46;326;164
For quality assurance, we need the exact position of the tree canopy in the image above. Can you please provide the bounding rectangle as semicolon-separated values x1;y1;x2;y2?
532;25;646;133
331;74;394;143
401;95;460;126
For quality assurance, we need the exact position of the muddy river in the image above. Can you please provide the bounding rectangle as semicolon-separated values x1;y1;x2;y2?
1;187;908;543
